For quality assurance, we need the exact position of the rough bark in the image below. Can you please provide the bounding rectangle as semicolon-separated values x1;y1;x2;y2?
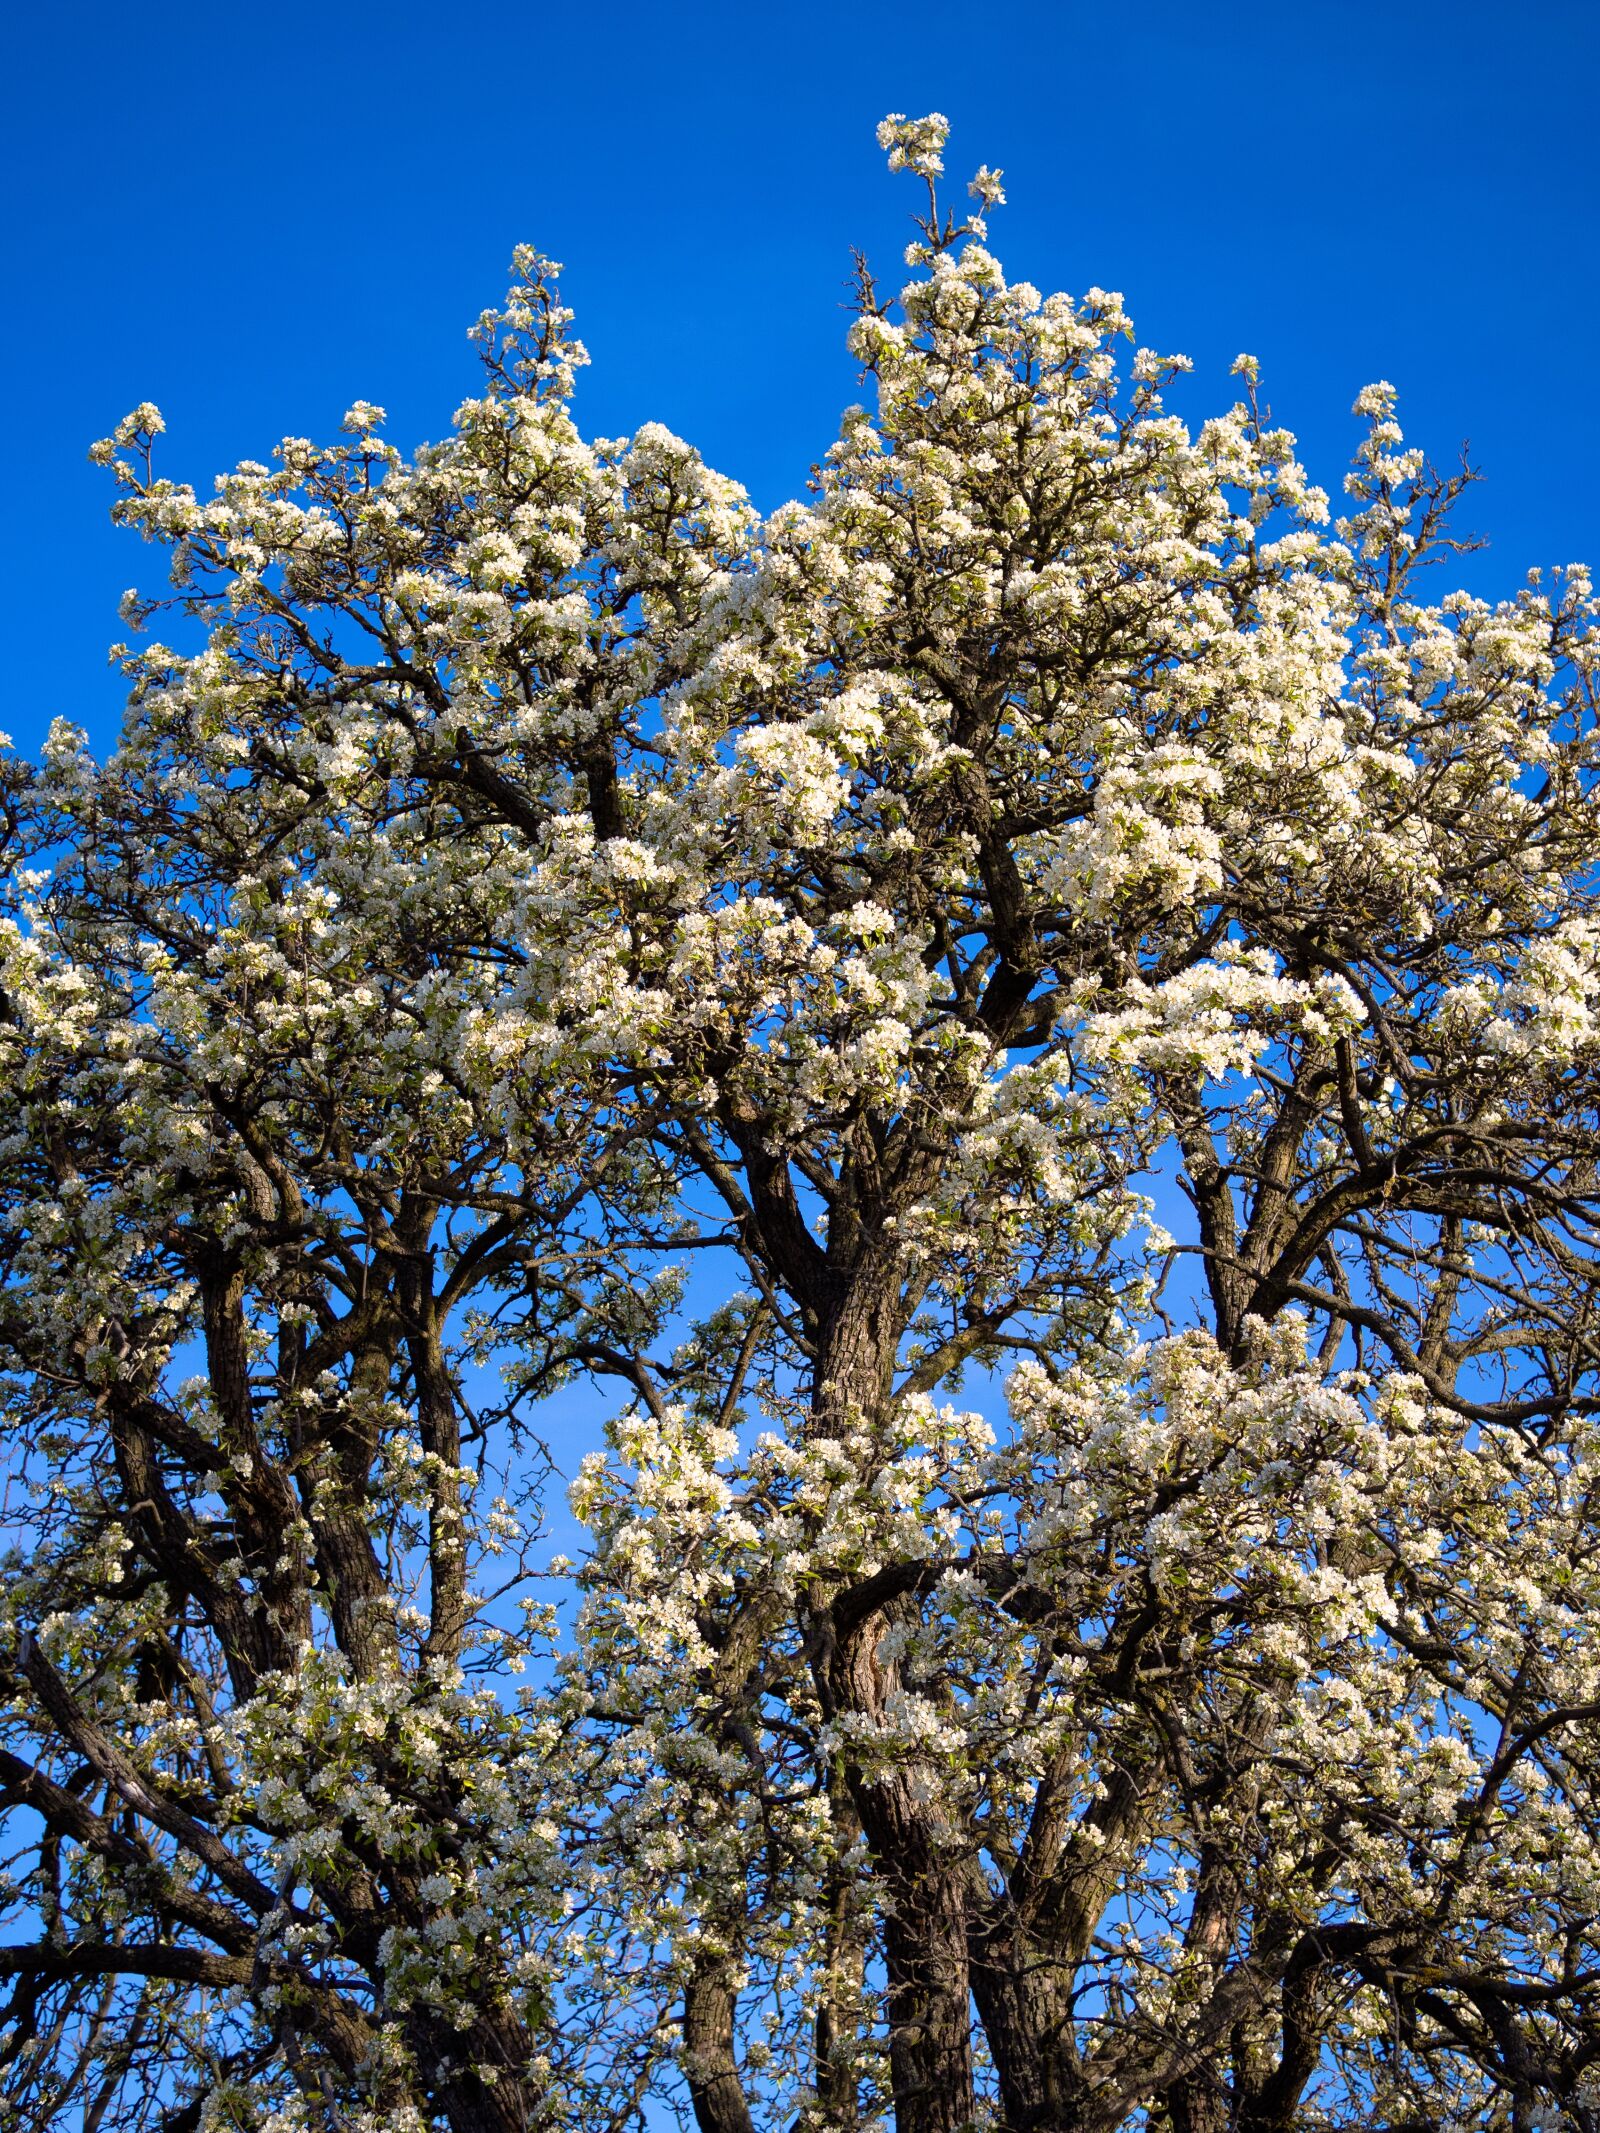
683;1962;757;2133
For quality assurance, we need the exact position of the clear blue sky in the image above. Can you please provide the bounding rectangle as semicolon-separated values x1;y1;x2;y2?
4;0;1596;759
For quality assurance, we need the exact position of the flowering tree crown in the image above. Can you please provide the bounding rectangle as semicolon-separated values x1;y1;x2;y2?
1;116;1599;2133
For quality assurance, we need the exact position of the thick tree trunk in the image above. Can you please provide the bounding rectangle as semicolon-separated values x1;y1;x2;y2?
968;1930;1080;2133
881;1888;976;2133
403;2006;539;2133
820;1596;977;2133
807;1267;978;2133
683;1962;756;2133
814;1776;867;2128
1165;2079;1231;2133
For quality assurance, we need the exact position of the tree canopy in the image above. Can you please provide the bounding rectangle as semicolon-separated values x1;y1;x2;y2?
3;112;1600;2133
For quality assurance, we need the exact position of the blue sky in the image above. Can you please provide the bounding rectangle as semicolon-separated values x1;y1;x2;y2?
4;0;1596;761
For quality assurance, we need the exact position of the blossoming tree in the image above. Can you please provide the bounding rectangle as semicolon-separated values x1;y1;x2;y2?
3;111;1600;2133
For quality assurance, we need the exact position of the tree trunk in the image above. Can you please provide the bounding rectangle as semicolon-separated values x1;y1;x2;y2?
820;1594;977;2133
683;1962;756;2133
969;1926;1081;2133
814;1776;867;2128
879;1846;977;2133
810;1259;976;2133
